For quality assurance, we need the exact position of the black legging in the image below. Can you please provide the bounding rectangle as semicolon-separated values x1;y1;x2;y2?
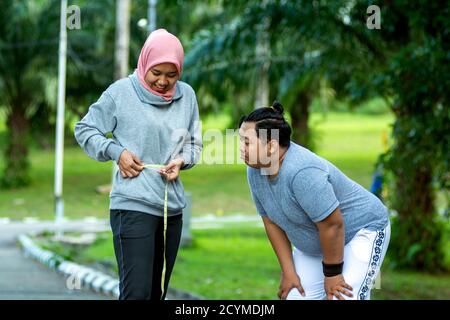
110;209;183;300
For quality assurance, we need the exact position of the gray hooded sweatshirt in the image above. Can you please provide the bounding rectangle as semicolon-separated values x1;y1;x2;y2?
74;71;203;216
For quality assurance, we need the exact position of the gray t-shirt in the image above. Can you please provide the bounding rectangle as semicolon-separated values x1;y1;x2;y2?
247;142;389;255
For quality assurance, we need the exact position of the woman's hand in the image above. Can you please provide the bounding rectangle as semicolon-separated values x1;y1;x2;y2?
158;158;184;182
278;271;305;300
324;274;353;300
118;150;144;178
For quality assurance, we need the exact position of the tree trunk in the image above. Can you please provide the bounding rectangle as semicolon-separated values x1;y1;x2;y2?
388;115;445;271
30;102;54;150
254;16;270;109
107;0;131;189
1;103;31;188
290;90;311;148
114;0;131;80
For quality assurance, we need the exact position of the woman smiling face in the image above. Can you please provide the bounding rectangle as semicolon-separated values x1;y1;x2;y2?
144;63;179;94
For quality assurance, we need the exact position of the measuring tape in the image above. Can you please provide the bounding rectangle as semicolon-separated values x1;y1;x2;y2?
142;164;169;300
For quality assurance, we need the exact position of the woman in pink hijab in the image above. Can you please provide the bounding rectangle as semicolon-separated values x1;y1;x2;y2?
75;29;202;300
137;28;185;101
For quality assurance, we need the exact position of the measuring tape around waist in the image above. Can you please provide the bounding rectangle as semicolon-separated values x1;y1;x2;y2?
142;164;169;300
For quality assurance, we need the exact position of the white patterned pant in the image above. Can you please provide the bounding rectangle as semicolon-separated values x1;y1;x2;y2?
287;222;391;300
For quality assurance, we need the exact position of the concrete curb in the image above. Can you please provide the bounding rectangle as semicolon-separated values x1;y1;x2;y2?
17;233;204;300
17;233;120;299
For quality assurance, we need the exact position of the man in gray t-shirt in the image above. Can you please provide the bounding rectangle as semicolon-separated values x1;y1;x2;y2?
247;142;389;256
239;102;391;300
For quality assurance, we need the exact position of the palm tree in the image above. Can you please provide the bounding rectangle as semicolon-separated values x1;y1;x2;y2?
183;1;359;148
0;0;116;188
0;0;60;188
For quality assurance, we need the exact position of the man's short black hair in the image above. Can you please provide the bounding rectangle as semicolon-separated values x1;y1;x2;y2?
239;101;292;147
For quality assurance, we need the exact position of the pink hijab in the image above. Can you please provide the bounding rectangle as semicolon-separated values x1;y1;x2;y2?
136;29;184;101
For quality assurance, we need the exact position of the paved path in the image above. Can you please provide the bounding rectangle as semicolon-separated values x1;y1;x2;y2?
0;220;112;300
0;215;260;300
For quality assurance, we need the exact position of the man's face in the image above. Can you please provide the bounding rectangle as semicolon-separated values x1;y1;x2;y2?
239;121;274;168
144;63;179;93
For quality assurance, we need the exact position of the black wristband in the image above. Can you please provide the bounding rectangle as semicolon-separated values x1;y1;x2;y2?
322;261;344;277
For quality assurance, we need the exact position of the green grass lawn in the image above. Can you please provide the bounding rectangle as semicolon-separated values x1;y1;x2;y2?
174;227;450;300
38;226;450;300
0;111;394;220
4;106;449;300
